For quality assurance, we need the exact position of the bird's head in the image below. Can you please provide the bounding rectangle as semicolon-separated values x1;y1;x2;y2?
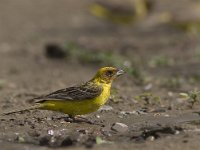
92;67;125;84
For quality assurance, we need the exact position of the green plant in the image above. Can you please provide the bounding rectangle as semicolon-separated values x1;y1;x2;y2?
134;92;161;106
180;90;200;108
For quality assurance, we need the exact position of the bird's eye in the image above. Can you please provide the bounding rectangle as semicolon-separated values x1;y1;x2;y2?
105;70;113;77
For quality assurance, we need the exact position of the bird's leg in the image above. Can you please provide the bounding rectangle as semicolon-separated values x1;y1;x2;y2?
75;115;94;123
74;116;105;126
63;115;94;124
76;116;97;124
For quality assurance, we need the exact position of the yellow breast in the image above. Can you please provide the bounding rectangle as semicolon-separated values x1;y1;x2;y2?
41;83;111;116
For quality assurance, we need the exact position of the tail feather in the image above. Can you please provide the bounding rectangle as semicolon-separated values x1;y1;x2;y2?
1;105;41;116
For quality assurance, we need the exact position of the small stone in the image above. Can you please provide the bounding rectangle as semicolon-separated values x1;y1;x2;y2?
168;91;173;97
175;130;180;135
46;117;52;121
144;83;153;91
18;136;25;143
119;111;137;115
164;114;170;117
146;136;155;141
118;115;123;119
48;130;54;135
99;105;113;111
118;111;138;118
96;115;100;118
111;122;128;133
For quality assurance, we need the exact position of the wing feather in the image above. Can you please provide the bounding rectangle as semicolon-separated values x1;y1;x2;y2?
34;82;103;103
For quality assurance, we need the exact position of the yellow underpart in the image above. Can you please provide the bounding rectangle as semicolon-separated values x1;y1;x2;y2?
40;83;111;116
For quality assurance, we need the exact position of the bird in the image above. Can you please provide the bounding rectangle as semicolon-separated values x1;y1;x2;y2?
89;0;150;25
2;67;124;122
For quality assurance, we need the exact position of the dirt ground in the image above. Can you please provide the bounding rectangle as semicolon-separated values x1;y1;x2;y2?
0;0;200;150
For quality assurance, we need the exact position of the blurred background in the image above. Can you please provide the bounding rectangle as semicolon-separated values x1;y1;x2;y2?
0;0;199;90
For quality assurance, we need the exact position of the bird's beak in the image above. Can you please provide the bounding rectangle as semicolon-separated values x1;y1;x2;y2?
116;69;125;76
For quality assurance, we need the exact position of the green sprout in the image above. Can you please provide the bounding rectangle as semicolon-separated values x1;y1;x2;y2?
64;43;145;83
96;136;113;145
180;90;200;108
162;76;182;89
134;92;161;106
148;55;174;68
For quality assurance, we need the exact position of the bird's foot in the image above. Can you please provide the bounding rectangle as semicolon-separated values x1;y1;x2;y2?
75;116;95;124
63;115;93;124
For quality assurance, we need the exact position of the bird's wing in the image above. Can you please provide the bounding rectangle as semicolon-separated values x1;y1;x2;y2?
34;82;103;103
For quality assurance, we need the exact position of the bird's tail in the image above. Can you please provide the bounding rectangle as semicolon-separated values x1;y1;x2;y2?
1;104;41;116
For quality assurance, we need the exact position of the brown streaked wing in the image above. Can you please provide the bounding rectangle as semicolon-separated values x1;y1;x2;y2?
34;82;103;103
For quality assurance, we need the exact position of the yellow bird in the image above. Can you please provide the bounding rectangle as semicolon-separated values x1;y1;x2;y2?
89;0;149;25
2;67;124;121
